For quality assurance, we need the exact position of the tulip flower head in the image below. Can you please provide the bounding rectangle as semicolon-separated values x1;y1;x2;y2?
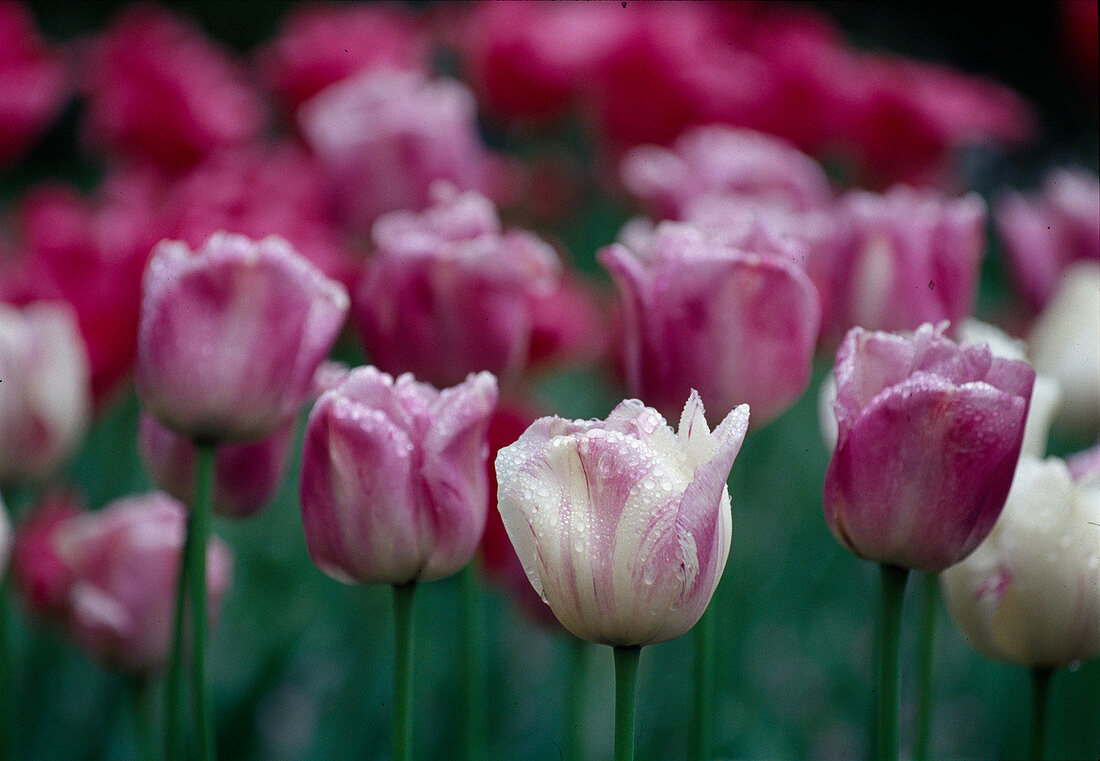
0;301;91;483
55;493;232;675
823;322;1035;572
941;454;1100;668
135;232;349;443
300;367;498;585
10;492;83;620
496;392;749;647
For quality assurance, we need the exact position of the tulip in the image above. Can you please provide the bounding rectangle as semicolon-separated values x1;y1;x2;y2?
300;366;498;585
138;413;294;520
821;186;986;346
620;125;832;220
354;183;560;389
496;392;748;761
996;169;1100;311
1067;444;1100;483
940;453;1100;759
10;492;83;620
824;322;1035;572
55;493;232;675
299;68;501;233
1028;262;1100;432
823;321;1034;761
135;232;349;443
496;391;748;647
0;302;91;483
599;220;819;427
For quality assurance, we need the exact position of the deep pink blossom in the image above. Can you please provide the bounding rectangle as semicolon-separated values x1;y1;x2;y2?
79;4;265;169
0;0;69;167
600;220;820;427
300;367;498;585
823;323;1035;572
354;184;560;389
257;2;429;114
10;492;84;620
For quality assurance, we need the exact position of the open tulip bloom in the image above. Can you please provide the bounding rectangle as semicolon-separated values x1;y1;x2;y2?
823;321;1035;761
496;391;750;761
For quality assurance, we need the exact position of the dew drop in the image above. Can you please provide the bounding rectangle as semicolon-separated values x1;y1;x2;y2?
573;537;585;553
643;564;657;586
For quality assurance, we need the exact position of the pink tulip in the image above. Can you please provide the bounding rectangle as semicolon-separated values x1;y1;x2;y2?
823;185;986;346
78;5;265;169
56;493;232;674
135;232;349;443
354;183;560;388
0;301;91;482
257;2;429;113
299;68;500;233
495;392;749;646
0;0;69;167
996;169;1100;311
599;220;820;427
10;492;83;620
138;413;294;519
823;322;1035;572
620;125;832;220
300;367;498;585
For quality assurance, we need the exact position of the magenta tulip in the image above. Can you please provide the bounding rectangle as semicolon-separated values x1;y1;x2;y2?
823;322;1035;572
300;367;498;585
135;232;349;443
599;220;819;426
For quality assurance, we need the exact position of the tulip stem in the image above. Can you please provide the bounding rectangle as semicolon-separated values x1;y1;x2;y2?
613;645;641;761
393;581;417;761
565;638;587;761
0;581;13;761
188;443;217;761
165;489;194;761
1029;666;1053;761
690;606;715;761
877;564;909;761
127;677;158;761
912;573;937;761
458;565;485;761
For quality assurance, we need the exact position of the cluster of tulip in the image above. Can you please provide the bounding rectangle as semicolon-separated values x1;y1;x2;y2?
0;1;1098;760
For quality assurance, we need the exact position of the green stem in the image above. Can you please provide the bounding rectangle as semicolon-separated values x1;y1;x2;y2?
0;581;13;761
459;566;484;761
127;677;158;761
565;637;587;761
188;443;217;761
164;479;195;761
613;646;641;761
1029;666;1053;761
877;564;909;761
690;607;715;761
393;582;417;761
912;573;937;761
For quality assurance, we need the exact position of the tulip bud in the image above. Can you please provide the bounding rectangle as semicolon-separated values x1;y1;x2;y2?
300;367;498;585
135;232;349;443
600;220;819;427
354;183;560;388
495;392;750;646
941;455;1100;668
0;301;91;482
823;322;1035;572
1028;262;1100;432
138;413;294;519
55;492;232;675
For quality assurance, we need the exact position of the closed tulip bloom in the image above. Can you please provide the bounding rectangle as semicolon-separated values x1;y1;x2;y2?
138;413;294;519
355;183;560;388
135;232;349;443
496;392;750;646
300;367;498;585
824;322;1035;572
55;492;232;675
940;454;1100;668
10;492;83;620
0;302;91;482
600;220;819;426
